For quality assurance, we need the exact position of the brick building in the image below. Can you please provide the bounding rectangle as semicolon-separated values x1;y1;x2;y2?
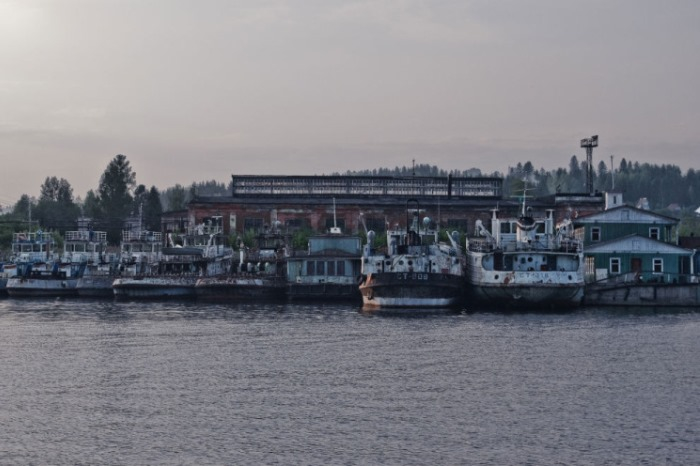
182;175;605;238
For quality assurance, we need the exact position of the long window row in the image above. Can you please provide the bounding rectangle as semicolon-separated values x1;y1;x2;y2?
306;260;348;276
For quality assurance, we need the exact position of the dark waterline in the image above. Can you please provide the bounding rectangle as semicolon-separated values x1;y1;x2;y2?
0;298;698;465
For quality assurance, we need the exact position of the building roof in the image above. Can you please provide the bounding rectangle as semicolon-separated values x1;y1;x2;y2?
574;204;678;225
585;234;692;255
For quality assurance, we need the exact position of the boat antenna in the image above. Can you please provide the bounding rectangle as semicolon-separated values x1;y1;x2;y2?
330;198;341;234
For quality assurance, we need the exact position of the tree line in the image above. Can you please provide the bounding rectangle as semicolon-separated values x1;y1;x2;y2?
339;157;700;212
2;154;699;255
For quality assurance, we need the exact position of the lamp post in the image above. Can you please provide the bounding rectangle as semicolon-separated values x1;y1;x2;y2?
580;135;599;195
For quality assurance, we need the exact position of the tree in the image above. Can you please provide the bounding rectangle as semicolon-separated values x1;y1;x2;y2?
13;194;36;220
165;184;187;211
97;154;137;243
34;177;80;232
144;186;163;232
83;189;102;219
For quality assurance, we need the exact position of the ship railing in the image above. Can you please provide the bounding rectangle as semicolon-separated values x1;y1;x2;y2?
13;232;55;243
467;239;493;252
65;230;108;242
122;230;162;242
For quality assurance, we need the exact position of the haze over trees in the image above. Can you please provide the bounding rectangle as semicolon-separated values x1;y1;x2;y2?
2;153;700;255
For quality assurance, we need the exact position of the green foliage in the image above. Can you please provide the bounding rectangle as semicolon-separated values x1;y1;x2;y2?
34;176;80;233
678;214;700;237
236;230;258;248
12;194;35;219
132;184;163;232
163;184;187;211
291;228;314;250
96;154;137;243
83;190;102;219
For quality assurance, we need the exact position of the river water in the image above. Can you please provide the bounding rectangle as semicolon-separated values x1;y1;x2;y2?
0;298;698;465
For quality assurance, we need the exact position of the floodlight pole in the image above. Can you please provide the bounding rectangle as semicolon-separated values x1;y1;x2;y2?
580;135;599;195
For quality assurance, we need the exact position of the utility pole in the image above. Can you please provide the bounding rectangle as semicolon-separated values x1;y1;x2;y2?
580;135;599;195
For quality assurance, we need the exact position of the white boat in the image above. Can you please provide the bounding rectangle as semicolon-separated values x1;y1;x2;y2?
7;227;108;298
76;227;162;297
466;201;584;309
113;216;232;299
2;231;56;296
358;200;466;309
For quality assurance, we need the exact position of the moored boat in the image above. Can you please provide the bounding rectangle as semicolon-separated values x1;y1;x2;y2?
113;216;232;299
286;227;362;302
195;227;289;302
466;201;584;309
76;227;163;297
6;261;82;298
6;227;107;298
358;199;466;309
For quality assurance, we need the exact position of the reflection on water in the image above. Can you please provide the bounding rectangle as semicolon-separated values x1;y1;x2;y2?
0;298;698;465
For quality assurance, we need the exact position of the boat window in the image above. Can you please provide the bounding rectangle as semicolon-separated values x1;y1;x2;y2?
501;222;511;234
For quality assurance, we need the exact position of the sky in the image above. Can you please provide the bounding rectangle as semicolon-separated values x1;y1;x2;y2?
1;0;699;207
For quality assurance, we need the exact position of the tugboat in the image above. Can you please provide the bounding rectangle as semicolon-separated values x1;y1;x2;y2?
465;198;584;309
7;225;108;298
76;226;162;297
1;230;56;296
113;216;232;299
358;199;466;309
195;223;289;302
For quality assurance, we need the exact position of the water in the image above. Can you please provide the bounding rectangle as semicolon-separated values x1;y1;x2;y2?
0;299;698;465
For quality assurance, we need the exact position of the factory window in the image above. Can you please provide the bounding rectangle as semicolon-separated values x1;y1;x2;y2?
446;219;469;232
591;227;601;242
243;218;264;233
365;218;387;232
653;258;663;274
649;227;660;240
285;218;310;231
610;257;621;274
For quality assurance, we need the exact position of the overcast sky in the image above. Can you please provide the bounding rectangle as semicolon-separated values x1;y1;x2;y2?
1;0;699;206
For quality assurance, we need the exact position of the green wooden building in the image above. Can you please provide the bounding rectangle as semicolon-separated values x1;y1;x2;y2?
573;194;695;283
